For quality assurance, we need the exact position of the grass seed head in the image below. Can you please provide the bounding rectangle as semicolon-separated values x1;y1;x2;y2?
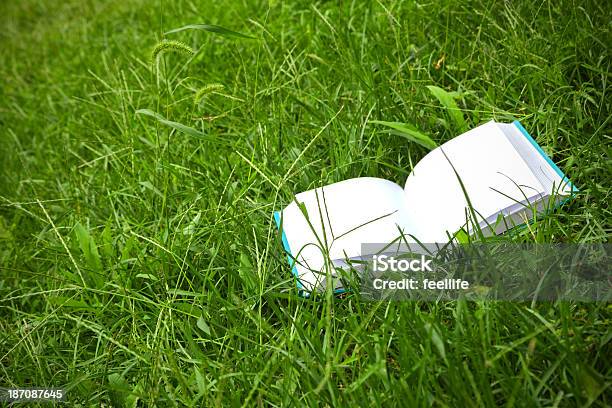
194;83;225;105
151;40;194;64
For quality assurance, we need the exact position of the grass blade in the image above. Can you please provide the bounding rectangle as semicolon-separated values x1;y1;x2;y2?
164;24;255;39
136;109;227;145
426;85;467;132
74;222;103;288
370;120;437;150
74;222;102;273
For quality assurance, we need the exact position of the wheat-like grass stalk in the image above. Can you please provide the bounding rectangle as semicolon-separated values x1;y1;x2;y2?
151;40;195;87
151;40;194;64
194;83;225;105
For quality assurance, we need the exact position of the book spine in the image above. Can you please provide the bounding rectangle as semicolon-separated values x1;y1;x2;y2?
273;211;304;290
512;120;578;193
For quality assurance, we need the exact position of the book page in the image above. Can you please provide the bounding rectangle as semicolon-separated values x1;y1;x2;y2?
497;122;575;195
403;121;545;241
279;177;414;289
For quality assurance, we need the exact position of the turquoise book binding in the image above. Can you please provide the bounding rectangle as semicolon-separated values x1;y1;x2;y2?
274;210;304;291
513;120;577;194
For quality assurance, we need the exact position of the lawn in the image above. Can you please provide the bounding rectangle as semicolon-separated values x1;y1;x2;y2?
0;0;610;406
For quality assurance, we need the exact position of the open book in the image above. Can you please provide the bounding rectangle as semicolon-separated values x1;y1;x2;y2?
274;120;577;292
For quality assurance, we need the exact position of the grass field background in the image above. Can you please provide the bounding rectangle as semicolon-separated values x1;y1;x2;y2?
1;0;610;406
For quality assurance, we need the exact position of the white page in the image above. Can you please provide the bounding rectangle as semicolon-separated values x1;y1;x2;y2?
403;121;545;241
497;122;573;195
279;177;414;289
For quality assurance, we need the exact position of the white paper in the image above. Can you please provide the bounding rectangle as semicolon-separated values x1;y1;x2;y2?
402;121;544;241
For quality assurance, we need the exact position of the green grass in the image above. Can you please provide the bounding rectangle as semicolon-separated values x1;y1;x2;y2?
0;0;610;406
